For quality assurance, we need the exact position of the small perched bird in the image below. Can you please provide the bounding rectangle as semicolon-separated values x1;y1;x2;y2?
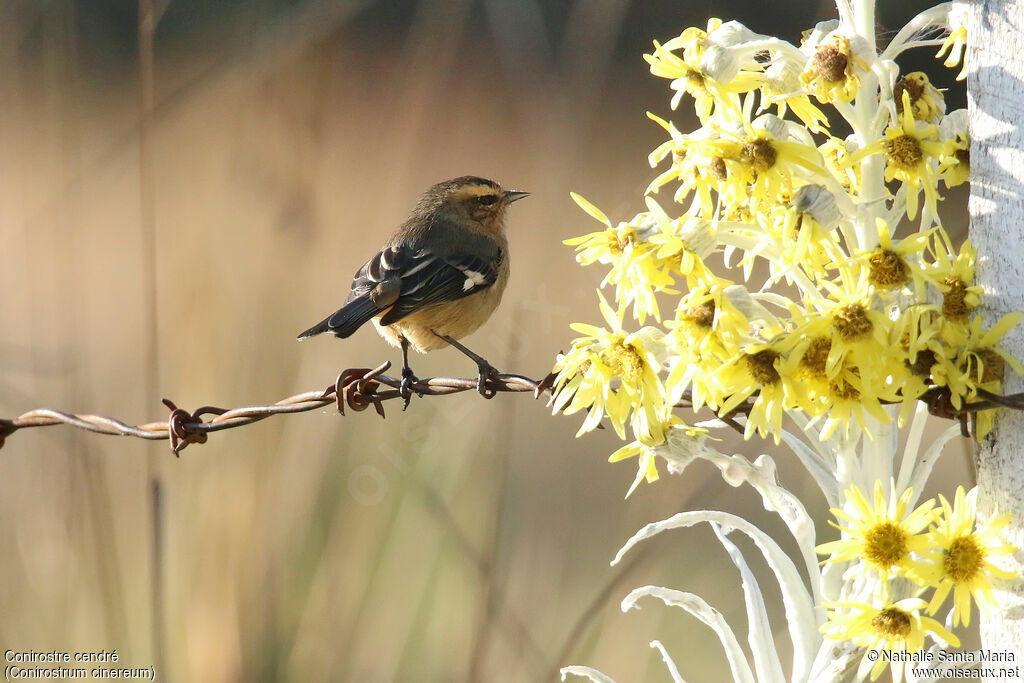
297;176;528;405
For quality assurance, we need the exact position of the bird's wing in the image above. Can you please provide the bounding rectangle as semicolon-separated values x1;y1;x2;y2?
302;244;412;338
344;244;408;308
298;241;502;339
377;246;503;325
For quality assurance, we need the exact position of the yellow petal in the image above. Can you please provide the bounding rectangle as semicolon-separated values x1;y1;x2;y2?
571;192;612;226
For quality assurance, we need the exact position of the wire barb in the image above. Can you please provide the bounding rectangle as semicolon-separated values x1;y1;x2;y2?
0;360;551;456
333;362;392;417
8;362;1017;454
162;398;211;456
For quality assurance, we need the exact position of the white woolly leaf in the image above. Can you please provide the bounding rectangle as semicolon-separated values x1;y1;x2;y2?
613;510;819;681
711;523;786;683
622;585;754;683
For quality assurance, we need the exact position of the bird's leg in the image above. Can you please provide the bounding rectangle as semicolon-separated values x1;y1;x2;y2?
399;337;419;410
433;332;500;397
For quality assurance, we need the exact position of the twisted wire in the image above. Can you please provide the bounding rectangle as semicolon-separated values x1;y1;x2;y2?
0;361;555;455
4;359;1020;453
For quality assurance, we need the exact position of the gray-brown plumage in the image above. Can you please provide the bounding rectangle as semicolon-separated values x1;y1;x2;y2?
298;176;527;403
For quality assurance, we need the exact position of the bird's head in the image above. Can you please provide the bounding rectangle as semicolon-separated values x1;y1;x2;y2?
424;176;529;233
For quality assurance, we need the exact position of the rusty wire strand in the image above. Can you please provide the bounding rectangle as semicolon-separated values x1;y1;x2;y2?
0;361;555;456
5;362;1023;454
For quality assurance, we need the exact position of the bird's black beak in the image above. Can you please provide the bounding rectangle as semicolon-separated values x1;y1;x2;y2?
503;190;529;203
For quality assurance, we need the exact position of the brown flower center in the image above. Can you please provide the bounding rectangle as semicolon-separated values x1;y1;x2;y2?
746;349;781;386
871;607;912;638
905;349;937;377
868;249;910;288
967;348;1005;384
740;138;778;172
830;377;860;400
813;45;848;82
942;277;970;320
885;134;924;170
864;521;909;568
685;300;716;328
684;67;706;93
709;156;729;181
944;535;985;583
605;227;635;255
833;304;873;341
894;76;926;113
800;337;832;378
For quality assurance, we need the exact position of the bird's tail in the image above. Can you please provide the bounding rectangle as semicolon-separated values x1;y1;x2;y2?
296;297;380;340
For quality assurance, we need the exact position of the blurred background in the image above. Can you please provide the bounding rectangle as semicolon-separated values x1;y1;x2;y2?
0;1;973;681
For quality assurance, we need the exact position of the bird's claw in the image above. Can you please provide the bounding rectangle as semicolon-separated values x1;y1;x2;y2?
476;362;500;399
400;366;419;410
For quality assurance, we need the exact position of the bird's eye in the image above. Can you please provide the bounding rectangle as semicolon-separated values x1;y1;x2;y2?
476;194;499;206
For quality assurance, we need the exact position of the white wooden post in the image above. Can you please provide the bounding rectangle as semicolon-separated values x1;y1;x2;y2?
968;0;1024;661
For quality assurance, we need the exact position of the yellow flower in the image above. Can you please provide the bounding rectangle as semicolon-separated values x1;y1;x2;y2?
817;482;937;583
830;218;934;297
781;334;831;409
799;33;866;104
939;131;969;188
609;415;705;497
716;342;790;442
549;292;667;442
664;281;759;411
933;313;1024;435
564;192;639;267
766;184;845;278
646;113;694;195
645;19;760;123
924;486;1018;627
822;598;960;683
927;230;981;322
848;91;949;221
645;114;738;215
816;368;894;440
644;197;717;290
937;112;970;188
803;266;892;386
672;281;745;354
893;72;945;124
565;193;672;323
891;305;947;421
646;39;727;123
703;103;828;214
782;326;905;435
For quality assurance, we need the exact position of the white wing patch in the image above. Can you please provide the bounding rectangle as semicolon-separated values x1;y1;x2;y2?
462;269;487;291
402;255;436;278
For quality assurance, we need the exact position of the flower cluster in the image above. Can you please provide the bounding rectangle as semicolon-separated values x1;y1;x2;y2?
550;3;1018;487
818;483;1015;681
556;3;1021;683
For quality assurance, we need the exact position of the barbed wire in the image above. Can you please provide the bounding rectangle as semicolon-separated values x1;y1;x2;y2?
5;358;1022;454
0;361;556;456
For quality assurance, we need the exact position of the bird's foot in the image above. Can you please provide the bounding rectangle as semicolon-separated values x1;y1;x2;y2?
400;366;420;410
475;361;501;399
